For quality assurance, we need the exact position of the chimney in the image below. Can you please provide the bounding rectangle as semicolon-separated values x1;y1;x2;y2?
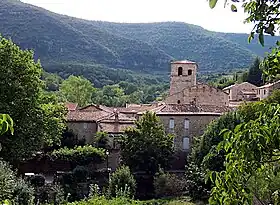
113;108;119;122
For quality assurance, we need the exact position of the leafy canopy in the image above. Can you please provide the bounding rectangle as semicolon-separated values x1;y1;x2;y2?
120;111;174;174
60;75;96;107
51;145;106;166
0;36;66;163
108;165;137;198
208;103;280;204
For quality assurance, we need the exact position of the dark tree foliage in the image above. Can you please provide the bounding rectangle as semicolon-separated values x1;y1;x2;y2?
191;111;242;172
0;36;66;164
120;112;174;175
247;57;263;86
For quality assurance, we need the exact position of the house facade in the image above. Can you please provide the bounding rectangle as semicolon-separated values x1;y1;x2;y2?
257;80;280;100
223;82;258;102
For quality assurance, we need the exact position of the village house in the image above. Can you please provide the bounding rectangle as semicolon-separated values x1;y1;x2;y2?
257;79;280;100
65;60;231;170
222;82;258;103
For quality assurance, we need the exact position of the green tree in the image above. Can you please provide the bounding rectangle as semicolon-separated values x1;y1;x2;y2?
0;160;34;204
0;36;66;164
247;57;263;86
120;111;174;174
42;72;63;92
108;165;136;198
94;131;110;149
208;103;280;204
60;75;95;107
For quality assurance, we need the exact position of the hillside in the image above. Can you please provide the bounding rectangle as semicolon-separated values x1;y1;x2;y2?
0;0;279;80
87;21;258;72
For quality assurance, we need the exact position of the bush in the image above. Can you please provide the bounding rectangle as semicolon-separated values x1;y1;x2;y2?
51;145;106;166
30;174;45;187
0;160;34;204
109;166;136;198
94;131;110;149
153;170;186;198
13;178;34;205
185;162;210;201
67;195;142;205
0;160;16;201
73;166;89;183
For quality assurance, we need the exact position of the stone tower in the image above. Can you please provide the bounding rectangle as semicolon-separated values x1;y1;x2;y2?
169;60;197;96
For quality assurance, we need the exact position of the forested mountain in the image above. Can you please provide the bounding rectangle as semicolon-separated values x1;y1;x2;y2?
0;0;279;81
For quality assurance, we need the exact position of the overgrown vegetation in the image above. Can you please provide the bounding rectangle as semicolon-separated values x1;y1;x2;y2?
108;166;136;198
120;112;174;175
0;36;67;165
51;145;106;166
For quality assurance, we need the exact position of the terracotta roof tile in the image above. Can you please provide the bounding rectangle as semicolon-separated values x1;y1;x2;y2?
98;112;136;122
98;122;135;133
117;103;164;113
67;110;110;122
65;102;78;111
150;104;232;114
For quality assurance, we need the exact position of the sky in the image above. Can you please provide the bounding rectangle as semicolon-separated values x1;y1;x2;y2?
22;0;253;33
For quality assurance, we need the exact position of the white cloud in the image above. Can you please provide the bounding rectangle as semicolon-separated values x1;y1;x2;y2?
22;0;253;33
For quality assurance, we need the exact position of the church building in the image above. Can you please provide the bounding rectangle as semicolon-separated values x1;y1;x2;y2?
166;60;229;106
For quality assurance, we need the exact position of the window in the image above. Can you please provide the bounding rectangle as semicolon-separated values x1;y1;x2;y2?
177;100;181;104
169;118;174;129
178;67;183;76
188;69;192;75
264;90;266;95
183;137;190;150
184;119;190;129
83;123;88;129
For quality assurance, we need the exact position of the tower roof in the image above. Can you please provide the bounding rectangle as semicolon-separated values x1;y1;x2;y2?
171;60;196;64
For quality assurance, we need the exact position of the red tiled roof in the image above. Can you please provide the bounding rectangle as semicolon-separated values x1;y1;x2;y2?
67;110;110;122
138;104;232;115
98;112;136;122
117;103;164;113
98;122;135;133
65;102;78;111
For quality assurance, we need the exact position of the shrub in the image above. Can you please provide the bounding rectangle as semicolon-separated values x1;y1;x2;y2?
153;170;186;198
109;166;136;198
73;166;89;182
185;162;210;201
0;160;17;201
30;174;46;187
67;195;142;205
94;131;110;149
51;145;106;166
13;178;34;205
0;160;34;204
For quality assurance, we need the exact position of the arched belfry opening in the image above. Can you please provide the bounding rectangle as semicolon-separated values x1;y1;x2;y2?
188;69;192;75
178;67;183;76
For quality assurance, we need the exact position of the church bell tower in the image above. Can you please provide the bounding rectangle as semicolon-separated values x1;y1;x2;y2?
169;60;197;96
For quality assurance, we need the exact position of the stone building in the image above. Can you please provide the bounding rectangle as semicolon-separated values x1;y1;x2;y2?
166;60;229;106
257;79;280;100
223;82;258;102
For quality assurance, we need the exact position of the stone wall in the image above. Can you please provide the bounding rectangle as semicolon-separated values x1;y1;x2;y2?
229;83;257;101
67;122;97;144
170;63;197;96
166;84;229;106
158;114;220;151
